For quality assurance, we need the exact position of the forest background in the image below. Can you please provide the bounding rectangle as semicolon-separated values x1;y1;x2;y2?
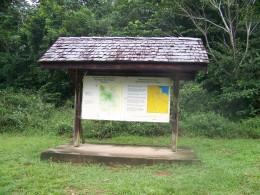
0;0;259;139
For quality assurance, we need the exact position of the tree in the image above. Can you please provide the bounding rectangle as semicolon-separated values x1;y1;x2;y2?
173;0;260;118
0;0;33;85
176;0;259;72
0;0;259;116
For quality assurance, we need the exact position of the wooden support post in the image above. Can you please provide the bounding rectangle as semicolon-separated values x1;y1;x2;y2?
171;80;180;152
79;122;85;144
73;70;83;147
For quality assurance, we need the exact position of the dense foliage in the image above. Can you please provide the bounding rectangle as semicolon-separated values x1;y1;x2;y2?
0;89;259;138
0;0;259;120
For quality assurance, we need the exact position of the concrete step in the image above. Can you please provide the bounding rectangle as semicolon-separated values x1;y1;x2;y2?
41;143;200;166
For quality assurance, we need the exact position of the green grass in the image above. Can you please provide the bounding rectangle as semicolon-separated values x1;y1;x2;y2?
0;134;259;194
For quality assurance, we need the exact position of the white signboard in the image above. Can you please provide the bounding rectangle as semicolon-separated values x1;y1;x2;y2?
82;76;171;123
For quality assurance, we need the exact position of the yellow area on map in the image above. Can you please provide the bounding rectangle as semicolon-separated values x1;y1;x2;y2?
147;86;169;113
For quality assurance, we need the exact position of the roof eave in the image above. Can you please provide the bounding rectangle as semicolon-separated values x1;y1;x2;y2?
39;60;208;72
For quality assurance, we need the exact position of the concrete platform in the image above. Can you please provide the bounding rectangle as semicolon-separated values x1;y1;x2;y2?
40;143;200;166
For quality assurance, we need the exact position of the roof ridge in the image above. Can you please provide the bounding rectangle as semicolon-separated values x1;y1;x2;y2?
57;36;201;41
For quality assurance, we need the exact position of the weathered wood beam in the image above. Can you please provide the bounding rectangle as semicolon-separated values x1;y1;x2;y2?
85;70;196;80
73;69;83;147
171;79;180;152
68;69;76;83
40;61;207;72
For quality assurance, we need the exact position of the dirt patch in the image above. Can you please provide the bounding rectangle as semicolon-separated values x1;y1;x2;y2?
66;187;107;195
153;171;171;177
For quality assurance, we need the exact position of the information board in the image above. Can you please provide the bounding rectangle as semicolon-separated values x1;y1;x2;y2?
82;76;171;123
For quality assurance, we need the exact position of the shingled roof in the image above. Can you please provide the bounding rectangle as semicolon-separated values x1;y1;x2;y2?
39;37;209;80
39;37;209;63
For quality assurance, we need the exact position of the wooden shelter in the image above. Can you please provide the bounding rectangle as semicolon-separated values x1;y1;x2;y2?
39;37;209;151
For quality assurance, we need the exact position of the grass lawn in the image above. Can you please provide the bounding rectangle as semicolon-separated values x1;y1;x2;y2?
0;133;259;194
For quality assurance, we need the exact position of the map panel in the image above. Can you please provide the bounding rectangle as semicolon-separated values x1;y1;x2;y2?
82;76;171;122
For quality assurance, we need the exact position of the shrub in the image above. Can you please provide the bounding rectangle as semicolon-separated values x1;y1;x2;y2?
127;122;171;136
83;120;171;138
0;88;53;133
179;112;241;138
1;88;258;139
83;121;126;138
44;107;74;136
179;82;214;116
241;117;260;139
0;88;75;136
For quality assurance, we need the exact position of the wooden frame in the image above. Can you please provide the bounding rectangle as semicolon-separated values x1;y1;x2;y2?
72;70;181;151
39;36;209;152
73;70;84;147
171;80;180;152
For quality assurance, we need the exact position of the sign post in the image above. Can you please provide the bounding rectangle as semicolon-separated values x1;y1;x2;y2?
171;80;179;152
73;70;83;147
